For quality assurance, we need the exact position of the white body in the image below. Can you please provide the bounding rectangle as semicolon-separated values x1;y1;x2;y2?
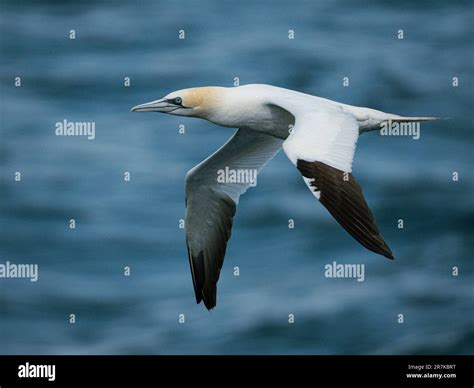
131;83;440;309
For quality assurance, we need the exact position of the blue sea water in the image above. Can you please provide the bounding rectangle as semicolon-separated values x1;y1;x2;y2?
0;0;473;354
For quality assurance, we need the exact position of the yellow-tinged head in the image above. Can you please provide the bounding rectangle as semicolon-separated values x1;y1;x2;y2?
131;87;226;118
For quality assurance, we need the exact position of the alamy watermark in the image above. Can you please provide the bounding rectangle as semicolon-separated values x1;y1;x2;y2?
324;261;365;282
217;167;257;187
380;120;420;140
0;261;38;282
55;119;95;140
18;362;55;382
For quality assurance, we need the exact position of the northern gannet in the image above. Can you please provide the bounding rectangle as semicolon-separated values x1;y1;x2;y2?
131;84;440;310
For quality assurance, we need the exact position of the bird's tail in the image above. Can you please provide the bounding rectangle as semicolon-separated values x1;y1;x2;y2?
389;116;447;122
359;115;447;133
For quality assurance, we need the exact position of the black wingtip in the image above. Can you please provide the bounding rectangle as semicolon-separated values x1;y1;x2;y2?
203;302;215;311
195;292;215;310
376;239;395;260
297;159;398;262
201;288;217;310
195;300;214;310
375;238;394;259
189;253;218;310
369;244;395;260
187;249;205;305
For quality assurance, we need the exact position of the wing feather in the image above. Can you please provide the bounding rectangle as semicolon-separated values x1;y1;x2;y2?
185;129;283;309
280;107;394;259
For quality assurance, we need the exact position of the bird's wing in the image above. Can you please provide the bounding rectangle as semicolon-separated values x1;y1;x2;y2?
281;107;394;259
185;128;283;309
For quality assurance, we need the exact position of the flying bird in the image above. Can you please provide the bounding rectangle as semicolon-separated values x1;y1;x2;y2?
131;84;440;310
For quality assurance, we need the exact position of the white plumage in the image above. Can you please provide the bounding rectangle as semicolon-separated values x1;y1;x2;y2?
131;84;441;309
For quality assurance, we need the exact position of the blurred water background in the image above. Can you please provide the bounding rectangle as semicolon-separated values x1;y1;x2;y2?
0;0;473;354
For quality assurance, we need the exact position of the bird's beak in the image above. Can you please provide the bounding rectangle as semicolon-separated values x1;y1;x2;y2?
131;98;171;112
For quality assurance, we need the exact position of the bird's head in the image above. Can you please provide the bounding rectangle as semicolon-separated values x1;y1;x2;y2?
131;87;227;121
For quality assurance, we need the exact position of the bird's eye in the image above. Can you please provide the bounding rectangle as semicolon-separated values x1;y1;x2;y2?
174;97;182;105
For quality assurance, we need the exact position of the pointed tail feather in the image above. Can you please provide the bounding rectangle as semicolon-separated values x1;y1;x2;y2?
360;115;447;133
389;116;448;122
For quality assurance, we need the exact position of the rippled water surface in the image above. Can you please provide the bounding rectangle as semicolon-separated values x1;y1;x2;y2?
0;0;473;354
